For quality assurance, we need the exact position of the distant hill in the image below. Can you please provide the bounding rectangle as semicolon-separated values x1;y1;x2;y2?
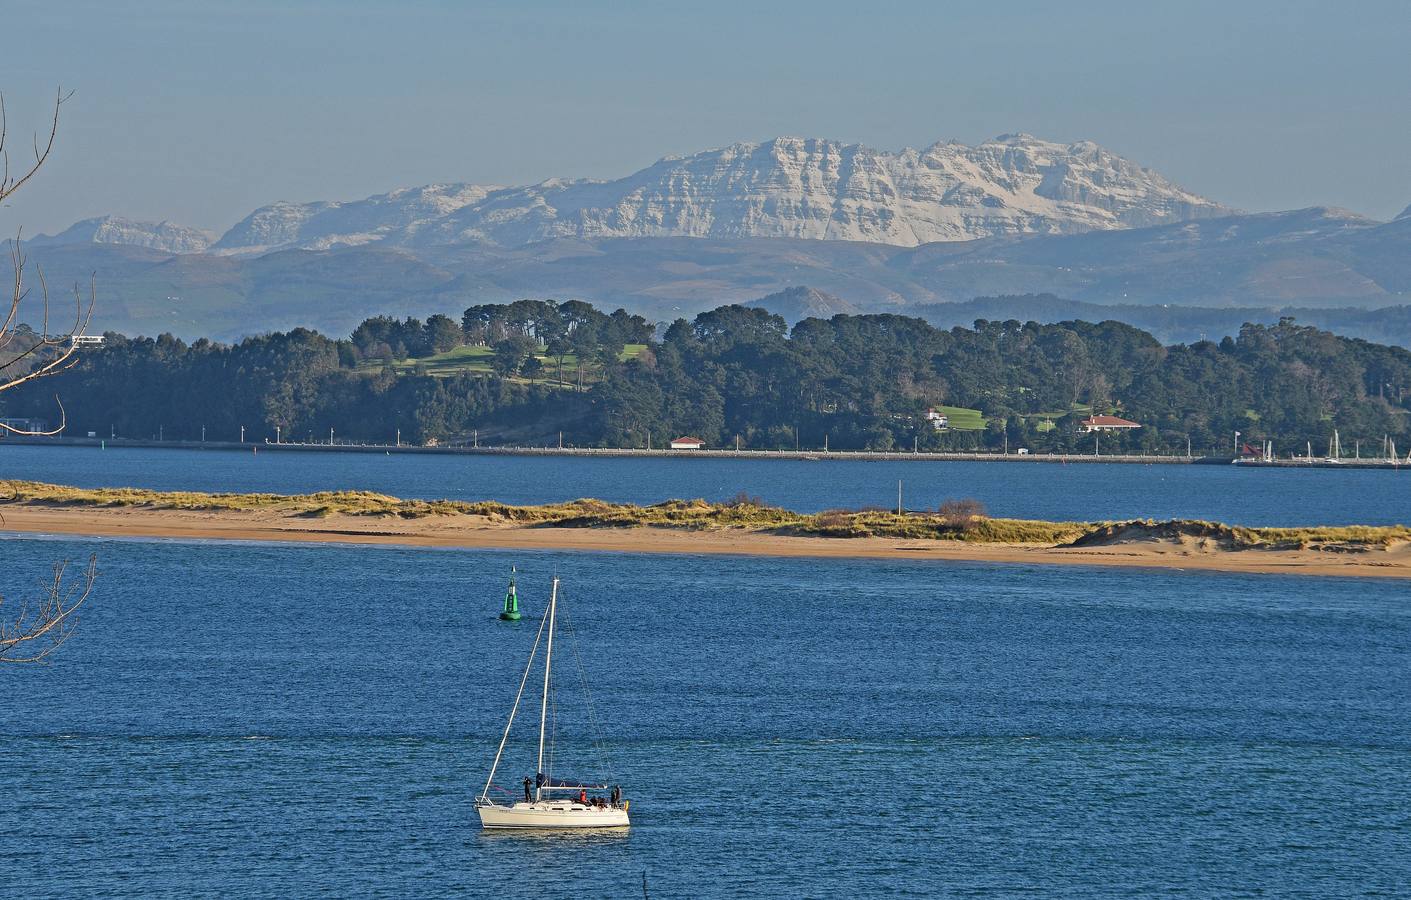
19;205;1410;341
743;286;860;323
911;294;1411;348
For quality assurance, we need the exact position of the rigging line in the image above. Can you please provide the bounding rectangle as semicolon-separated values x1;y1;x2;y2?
560;602;614;784
479;606;550;802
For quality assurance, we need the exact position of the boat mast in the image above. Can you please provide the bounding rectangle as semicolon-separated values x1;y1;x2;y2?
480;599;549;803
535;577;558;801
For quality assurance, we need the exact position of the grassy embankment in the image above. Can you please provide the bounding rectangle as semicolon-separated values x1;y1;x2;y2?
931;405;986;431
931;404;1098;433
4;480;1407;550
359;343;649;382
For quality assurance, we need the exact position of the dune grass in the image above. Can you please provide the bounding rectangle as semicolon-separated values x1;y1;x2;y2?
2;480;1406;549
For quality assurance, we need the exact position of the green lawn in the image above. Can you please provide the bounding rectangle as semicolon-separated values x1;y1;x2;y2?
360;343;648;380
370;344;494;375
1026;404;1092;432
934;405;986;430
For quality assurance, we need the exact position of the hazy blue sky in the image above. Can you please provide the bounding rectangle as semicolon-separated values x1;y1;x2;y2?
5;0;1408;236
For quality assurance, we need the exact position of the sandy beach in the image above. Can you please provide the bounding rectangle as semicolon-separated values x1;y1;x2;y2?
2;503;1409;579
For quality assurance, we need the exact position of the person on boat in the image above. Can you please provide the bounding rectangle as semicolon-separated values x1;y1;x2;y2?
611;785;621;808
578;788;588;806
523;777;532;803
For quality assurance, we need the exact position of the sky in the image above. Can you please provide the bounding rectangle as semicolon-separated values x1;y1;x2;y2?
4;0;1409;237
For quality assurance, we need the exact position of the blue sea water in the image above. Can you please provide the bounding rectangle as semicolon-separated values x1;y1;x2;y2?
3;535;1409;896
3;442;1411;525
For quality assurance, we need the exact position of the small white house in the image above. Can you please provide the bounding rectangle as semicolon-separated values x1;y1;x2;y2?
669;436;705;450
1079;415;1141;433
925;408;949;430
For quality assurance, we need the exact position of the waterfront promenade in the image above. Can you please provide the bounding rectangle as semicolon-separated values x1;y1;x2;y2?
7;435;1409;468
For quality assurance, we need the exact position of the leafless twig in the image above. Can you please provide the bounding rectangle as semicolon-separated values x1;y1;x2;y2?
0;86;99;664
0;88;93;435
0;87;69;206
0;555;97;663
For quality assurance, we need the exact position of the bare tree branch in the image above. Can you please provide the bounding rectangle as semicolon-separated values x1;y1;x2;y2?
0;87;69;205
0;88;94;437
0;555;97;663
0;86;99;664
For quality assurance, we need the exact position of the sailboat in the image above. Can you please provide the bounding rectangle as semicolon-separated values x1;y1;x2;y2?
476;577;630;829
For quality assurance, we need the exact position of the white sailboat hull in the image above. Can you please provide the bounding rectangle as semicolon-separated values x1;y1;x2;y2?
477;801;629;829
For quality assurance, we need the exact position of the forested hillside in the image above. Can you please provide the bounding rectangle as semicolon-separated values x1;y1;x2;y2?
5;300;1409;455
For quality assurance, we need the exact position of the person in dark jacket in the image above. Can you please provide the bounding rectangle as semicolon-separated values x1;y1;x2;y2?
523;777;532;803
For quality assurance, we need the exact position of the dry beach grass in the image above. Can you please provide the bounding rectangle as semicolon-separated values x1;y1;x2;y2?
1;480;1408;579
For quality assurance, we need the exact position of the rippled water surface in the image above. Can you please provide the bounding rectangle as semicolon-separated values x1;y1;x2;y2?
4;442;1411;524
3;535;1409;896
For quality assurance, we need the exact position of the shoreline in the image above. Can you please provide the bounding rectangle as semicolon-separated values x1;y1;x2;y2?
4;435;1220;465
3;504;1408;579
6;436;1409;469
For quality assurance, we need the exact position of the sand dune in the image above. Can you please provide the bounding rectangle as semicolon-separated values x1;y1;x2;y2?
2;503;1407;580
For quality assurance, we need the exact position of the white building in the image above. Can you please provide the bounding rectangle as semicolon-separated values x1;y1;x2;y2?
1079;415;1141;433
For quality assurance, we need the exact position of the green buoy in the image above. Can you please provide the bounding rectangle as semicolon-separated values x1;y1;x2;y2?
499;567;522;621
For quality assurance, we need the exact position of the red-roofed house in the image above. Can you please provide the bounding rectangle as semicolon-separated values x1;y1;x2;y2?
1079;415;1141;433
669;436;705;450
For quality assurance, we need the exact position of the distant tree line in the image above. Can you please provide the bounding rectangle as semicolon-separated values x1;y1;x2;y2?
913;294;1411;349
345;299;654;387
4;302;1409;455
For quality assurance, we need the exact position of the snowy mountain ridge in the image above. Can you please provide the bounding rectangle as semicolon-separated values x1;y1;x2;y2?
28;216;215;254
203;133;1233;254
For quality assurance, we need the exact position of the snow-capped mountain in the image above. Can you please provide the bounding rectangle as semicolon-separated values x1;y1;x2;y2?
29;216;214;254
208;134;1233;254
1397;203;1411;220
212;183;501;255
